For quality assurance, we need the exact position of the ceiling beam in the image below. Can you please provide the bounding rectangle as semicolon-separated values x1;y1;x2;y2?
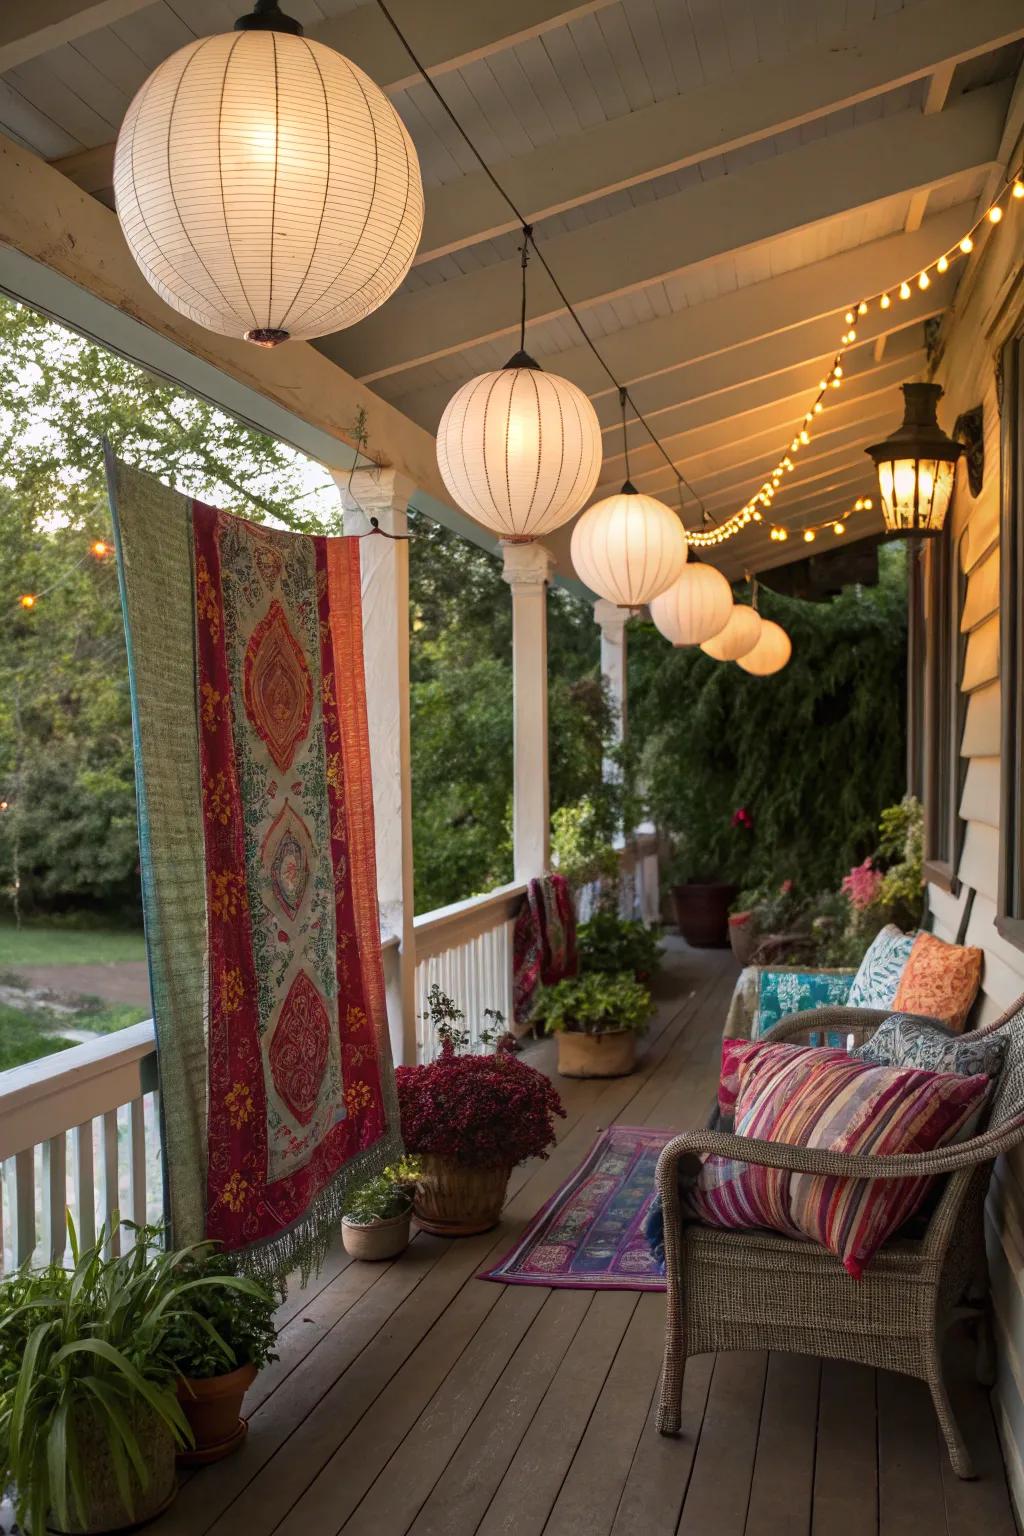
0;0;147;73
414;0;1024;263
331;84;1008;383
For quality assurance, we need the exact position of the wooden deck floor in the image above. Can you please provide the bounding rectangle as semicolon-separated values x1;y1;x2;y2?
155;940;1018;1536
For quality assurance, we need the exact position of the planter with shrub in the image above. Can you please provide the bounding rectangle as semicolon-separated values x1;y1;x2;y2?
577;909;661;982
164;1251;278;1466
532;970;653;1078
397;986;565;1235
341;1157;423;1261
0;1218;267;1532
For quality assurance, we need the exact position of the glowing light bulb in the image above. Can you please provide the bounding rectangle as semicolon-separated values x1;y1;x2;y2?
899;281;911;300
19;594;36;609
844;310;855;325
833;522;846;535
803;529;815;542
989;205;1003;224
834;365;843;378
800;428;810;444
917;270;930;289
791;438;800;451
752;510;762;522
857;301;868;316
91;540;109;557
937;254;949;274
848;327;857;340
880;292;891;309
813;401;823;414
1014;181;1024;200
960;235;974;253
863;497;873;510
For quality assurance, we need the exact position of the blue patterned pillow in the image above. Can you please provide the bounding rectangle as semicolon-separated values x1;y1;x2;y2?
847;924;915;1009
754;968;854;1040
855;1012;1006;1079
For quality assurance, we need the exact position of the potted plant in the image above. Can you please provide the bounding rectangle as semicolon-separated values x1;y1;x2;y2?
532;971;653;1078
668;807;754;948
0;1216;261;1534
396;986;565;1236
577;909;661;982
164;1251;278;1466
341;1157;423;1262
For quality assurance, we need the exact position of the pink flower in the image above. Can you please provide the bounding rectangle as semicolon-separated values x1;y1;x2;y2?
841;858;883;912
779;879;794;895
731;807;754;831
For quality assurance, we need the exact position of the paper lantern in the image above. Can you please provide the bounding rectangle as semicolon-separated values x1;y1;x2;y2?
865;383;962;537
570;486;687;607
736;619;792;676
700;604;762;662
650;562;732;646
436;357;602;539
113;12;423;345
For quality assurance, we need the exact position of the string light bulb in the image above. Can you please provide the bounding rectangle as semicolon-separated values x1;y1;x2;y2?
833;522;845;535
937;254;949;274
844;310;855;325
880;292;891;309
91;540;110;558
917;270;930;290
989;205;1003;224
960;235;974;253
1013;180;1024;200
858;301;868;315
19;594;36;609
803;529;815;543
899;281;912;300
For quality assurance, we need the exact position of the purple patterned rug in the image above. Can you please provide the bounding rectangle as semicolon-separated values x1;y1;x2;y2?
481;1125;670;1290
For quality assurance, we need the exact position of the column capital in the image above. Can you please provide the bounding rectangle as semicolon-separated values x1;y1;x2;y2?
593;597;629;638
500;539;555;589
330;465;416;534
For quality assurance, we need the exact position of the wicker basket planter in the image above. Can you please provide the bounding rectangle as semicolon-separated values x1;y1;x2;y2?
176;1362;257;1467
53;1405;178;1531
413;1155;511;1236
728;913;759;967
556;1029;636;1079
342;1207;412;1261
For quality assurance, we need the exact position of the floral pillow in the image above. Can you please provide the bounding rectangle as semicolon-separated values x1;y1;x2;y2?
846;924;915;1009
689;1039;990;1278
753;968;854;1038
856;1012;1005;1079
892;932;984;1034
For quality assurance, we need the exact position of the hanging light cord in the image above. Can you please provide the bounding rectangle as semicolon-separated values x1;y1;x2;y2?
618;387;632;485
370;0;708;525
518;226;533;355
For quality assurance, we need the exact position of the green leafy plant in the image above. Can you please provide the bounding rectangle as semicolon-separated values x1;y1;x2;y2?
532;971;653;1036
342;1158;424;1226
420;982;507;1054
577;911;661;979
162;1252;278;1382
0;1216;270;1533
551;796;620;890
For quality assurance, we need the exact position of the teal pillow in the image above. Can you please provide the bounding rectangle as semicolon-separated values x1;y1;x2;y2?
847;924;915;1008
754;968;854;1043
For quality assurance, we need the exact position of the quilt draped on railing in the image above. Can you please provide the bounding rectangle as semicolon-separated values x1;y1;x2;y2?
106;453;402;1283
512;873;578;1031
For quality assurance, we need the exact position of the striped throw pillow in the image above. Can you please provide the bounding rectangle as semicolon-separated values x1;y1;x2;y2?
692;1039;989;1278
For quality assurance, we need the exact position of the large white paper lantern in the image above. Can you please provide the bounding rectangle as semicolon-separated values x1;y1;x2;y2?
650;562;732;646
570;487;687;607
700;604;763;662
113;14;424;345
436;358;602;539
736;619;792;676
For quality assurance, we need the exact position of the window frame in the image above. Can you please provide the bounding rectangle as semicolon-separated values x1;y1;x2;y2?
998;331;1024;947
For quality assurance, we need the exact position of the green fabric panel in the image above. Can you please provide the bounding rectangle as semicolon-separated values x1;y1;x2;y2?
107;453;208;1247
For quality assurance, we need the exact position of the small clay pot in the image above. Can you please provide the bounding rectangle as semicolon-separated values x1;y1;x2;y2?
342;1207;412;1261
176;1363;257;1466
556;1029;637;1079
413;1156;511;1236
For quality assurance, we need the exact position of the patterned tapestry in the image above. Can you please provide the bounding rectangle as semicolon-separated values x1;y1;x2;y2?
107;453;401;1282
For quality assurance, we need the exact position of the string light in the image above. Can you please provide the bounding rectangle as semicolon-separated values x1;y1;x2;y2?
766;495;871;548
1014;181;1024;200
880;292;891;309
19;595;36;609
899;281;912;300
91;540;110;558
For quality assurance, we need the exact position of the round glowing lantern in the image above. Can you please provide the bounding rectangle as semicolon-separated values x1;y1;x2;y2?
700;604;762;662
113;3;424;345
736;619;792;676
570;484;687;607
650;562;732;646
436;354;602;539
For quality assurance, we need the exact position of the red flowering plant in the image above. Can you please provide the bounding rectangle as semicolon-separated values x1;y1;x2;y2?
396;986;565;1168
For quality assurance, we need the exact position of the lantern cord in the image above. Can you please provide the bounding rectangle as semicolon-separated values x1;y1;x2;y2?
518;227;533;356
618;388;631;485
370;0;708;525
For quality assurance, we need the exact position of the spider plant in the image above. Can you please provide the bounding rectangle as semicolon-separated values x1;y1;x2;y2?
0;1214;268;1534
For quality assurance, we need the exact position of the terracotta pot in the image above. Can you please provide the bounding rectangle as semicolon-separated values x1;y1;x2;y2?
556;1029;637;1079
52;1404;177;1532
728;913;759;968
671;882;738;948
413;1155;511;1236
176;1363;257;1467
342;1207;412;1261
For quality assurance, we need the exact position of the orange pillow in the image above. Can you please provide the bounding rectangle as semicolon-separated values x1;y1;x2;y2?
891;932;983;1033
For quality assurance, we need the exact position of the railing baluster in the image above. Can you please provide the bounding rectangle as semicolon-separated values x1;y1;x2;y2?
102;1109;120;1256
128;1097;147;1233
14;1148;36;1267
74;1120;97;1250
41;1133;67;1265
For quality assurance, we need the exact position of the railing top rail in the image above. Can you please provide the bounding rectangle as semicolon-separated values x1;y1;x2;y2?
413;880;528;960
0;1020;157;1109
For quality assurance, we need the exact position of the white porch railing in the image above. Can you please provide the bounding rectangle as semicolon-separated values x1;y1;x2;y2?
0;837;659;1268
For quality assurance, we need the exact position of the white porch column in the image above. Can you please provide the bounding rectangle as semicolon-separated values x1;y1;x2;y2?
332;467;417;1067
501;541;555;883
594;597;628;773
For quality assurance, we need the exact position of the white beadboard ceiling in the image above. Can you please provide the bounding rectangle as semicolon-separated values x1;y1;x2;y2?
0;0;1022;578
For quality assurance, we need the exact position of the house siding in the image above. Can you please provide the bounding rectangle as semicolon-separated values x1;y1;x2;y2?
926;177;1024;1515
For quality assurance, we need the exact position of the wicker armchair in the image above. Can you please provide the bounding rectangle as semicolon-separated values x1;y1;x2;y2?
655;995;1024;1478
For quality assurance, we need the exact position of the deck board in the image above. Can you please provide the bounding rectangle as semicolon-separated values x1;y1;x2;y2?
149;940;1018;1536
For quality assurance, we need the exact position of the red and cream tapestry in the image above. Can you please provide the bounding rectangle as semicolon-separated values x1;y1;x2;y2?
108;454;401;1281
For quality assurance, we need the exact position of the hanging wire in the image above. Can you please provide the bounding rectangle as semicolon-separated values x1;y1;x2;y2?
618;388;632;486
370;0;707;526
518;226;533;356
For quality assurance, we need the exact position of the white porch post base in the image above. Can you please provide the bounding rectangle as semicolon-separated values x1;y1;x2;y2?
333;467;417;1067
501;541;555;884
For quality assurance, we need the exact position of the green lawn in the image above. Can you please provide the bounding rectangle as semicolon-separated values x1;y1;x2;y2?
0;1004;77;1072
0;920;147;968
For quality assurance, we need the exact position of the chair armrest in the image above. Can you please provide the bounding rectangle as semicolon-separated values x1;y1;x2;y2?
760;1005;890;1047
655;1111;1024;1190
